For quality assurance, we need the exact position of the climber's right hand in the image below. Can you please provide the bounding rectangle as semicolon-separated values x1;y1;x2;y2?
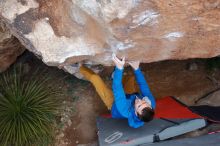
112;53;125;70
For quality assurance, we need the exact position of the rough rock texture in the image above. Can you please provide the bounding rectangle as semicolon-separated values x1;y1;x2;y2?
196;89;220;106
0;20;25;72
0;0;220;70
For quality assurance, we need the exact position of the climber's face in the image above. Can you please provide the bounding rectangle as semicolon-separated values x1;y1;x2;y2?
135;97;151;115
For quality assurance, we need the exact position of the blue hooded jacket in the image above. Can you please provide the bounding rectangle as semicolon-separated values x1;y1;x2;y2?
111;67;156;128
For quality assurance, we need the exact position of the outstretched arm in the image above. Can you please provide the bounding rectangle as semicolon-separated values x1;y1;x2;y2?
112;54;129;117
129;61;156;109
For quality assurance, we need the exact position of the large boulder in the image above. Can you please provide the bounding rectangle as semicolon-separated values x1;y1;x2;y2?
0;20;25;72
0;0;220;70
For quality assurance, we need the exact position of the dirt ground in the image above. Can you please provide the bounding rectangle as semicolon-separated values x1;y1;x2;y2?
14;51;220;146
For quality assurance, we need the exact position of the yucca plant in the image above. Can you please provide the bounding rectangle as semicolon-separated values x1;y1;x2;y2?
0;66;60;146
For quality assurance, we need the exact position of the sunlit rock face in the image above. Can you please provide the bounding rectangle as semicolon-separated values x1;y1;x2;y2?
0;0;220;70
0;20;24;72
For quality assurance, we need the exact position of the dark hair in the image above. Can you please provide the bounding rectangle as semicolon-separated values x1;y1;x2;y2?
137;107;155;122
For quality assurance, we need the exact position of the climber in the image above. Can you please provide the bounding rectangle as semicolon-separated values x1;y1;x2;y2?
79;54;156;128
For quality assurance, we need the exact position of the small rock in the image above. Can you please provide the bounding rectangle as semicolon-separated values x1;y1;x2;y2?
187;62;198;71
67;119;72;126
61;117;64;122
58;133;64;138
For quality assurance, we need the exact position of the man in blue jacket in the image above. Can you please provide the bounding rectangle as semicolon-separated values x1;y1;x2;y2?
111;54;156;128
80;54;156;128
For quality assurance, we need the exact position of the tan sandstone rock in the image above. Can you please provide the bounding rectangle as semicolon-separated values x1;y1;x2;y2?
0;20;24;72
0;0;220;73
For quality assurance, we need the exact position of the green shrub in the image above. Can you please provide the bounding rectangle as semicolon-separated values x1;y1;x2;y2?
0;66;60;146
